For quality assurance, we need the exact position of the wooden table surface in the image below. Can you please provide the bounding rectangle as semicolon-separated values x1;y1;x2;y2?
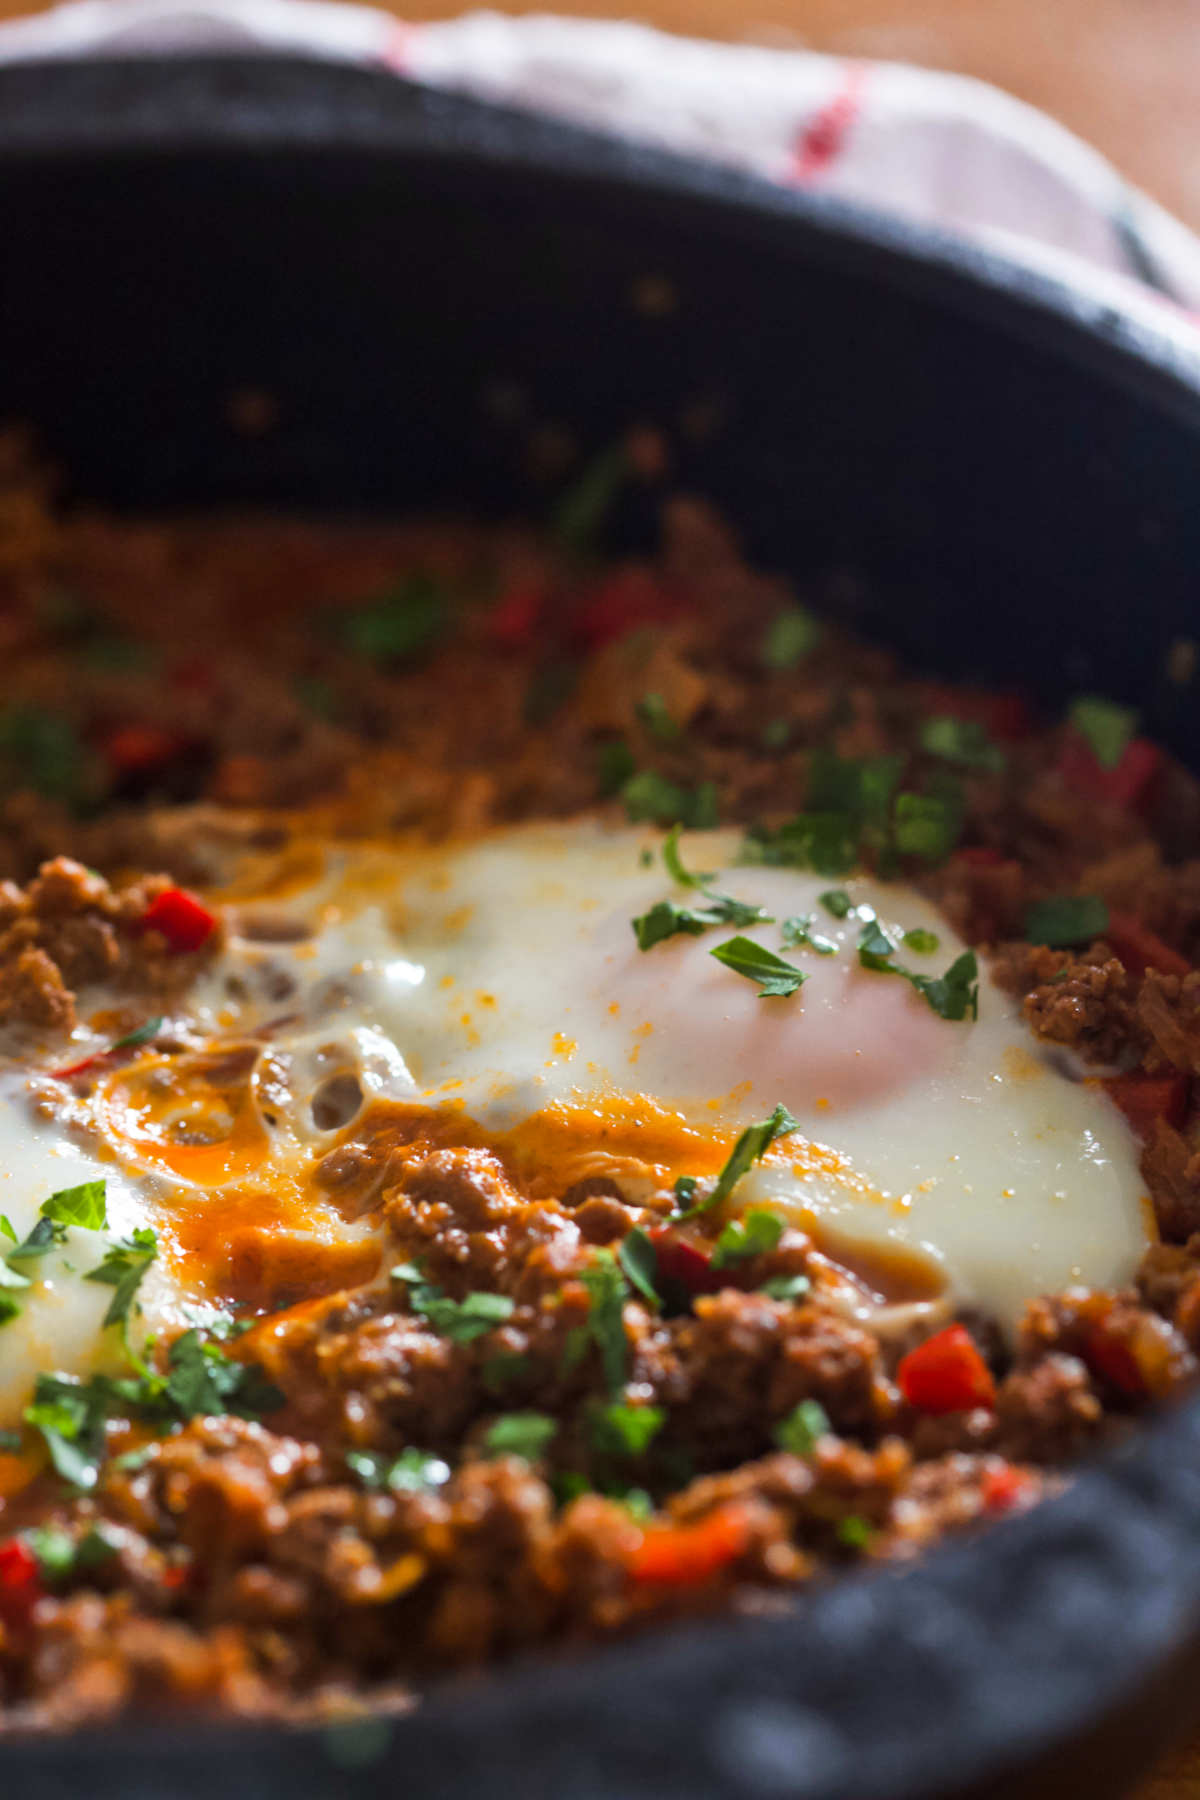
3;0;1200;1789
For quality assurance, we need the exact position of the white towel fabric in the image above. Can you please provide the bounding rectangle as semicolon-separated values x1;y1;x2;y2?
4;0;1200;359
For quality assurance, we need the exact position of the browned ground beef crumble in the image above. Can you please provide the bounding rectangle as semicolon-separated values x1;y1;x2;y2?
2;432;1200;1730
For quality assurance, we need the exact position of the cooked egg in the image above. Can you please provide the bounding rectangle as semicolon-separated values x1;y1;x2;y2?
0;819;1151;1420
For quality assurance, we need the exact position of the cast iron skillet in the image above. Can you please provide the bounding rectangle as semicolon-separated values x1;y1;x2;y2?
3;54;1200;1800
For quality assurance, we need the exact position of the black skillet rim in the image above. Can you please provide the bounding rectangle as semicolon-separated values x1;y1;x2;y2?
3;53;1200;1800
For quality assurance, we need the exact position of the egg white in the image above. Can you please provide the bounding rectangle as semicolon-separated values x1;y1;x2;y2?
0;819;1151;1420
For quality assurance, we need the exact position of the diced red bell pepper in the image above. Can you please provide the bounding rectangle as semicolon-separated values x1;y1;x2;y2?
897;1323;996;1414
1103;1072;1189;1137
0;1538;42;1631
1103;911;1191;980
574;570;682;652
980;1463;1035;1514
1057;730;1162;813
141;887;217;953
630;1503;750;1586
488;583;545;649
647;1227;725;1297
102;724;188;777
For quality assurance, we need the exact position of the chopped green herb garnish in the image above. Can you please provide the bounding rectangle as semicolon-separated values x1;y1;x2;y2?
345;1448;451;1493
781;913;836;955
836;1514;873;1550
84;1227;158;1330
622;771;718;830
0;1294;21;1327
636;692;682;745
337;575;447;663
392;1266;515;1343
587;1401;665;1459
761;718;791;751
483;1411;558;1462
741;813;859;879
23;1373;110;1491
712;1208;784;1269
597;738;637;796
903;929;939;954
617;1228;660;1306
161;1329;284;1422
857;923;978;1021
1069;695;1137;770
1025;894;1110;948
919;715;1006;773
819;889;853;919
893;790;961;864
760;1271;811;1302
672;1175;698;1209
41;1180;108;1233
808;751;902;833
576;1251;630;1394
774;1398;830;1457
0;706;87;808
552;444;628;555
710;935;806;998
662;822;713;889
677;1105;799;1219
632;891;772;952
762;605;822;671
110;1017;164;1052
0;1216;15;1245
27;1522;119;1585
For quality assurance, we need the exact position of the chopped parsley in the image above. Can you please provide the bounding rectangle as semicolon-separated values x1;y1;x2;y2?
760;1271;811;1301
672;1175;698;1209
819;889;853;919
84;1227;158;1329
0;1181;112;1327
483;1411;558;1462
773;1399;830;1456
552;443;627;555
1069;695;1137;769
587;1401;665;1459
569;1251;630;1394
391;1266;515;1343
27;1521;119;1585
597;738;637;796
1025;894;1110;948
919;715;1006;773
892;790;962;865
742;813;859;879
636;692;682;745
345;1448;450;1493
617;1228;660;1305
781;913;836;956
622;771;718;830
711;1208;784;1268
762;605;821;671
631;891;772;953
0;705;88;808
661;822;713;889
337;574;447;663
110;1017;164;1052
836;1514;873;1550
40;1180;108;1233
903;928;939;954
857;922;979;1021
676;1105;799;1219
711;935;806;998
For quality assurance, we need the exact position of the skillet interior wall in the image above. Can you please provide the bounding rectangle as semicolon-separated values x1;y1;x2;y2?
1;59;1200;771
